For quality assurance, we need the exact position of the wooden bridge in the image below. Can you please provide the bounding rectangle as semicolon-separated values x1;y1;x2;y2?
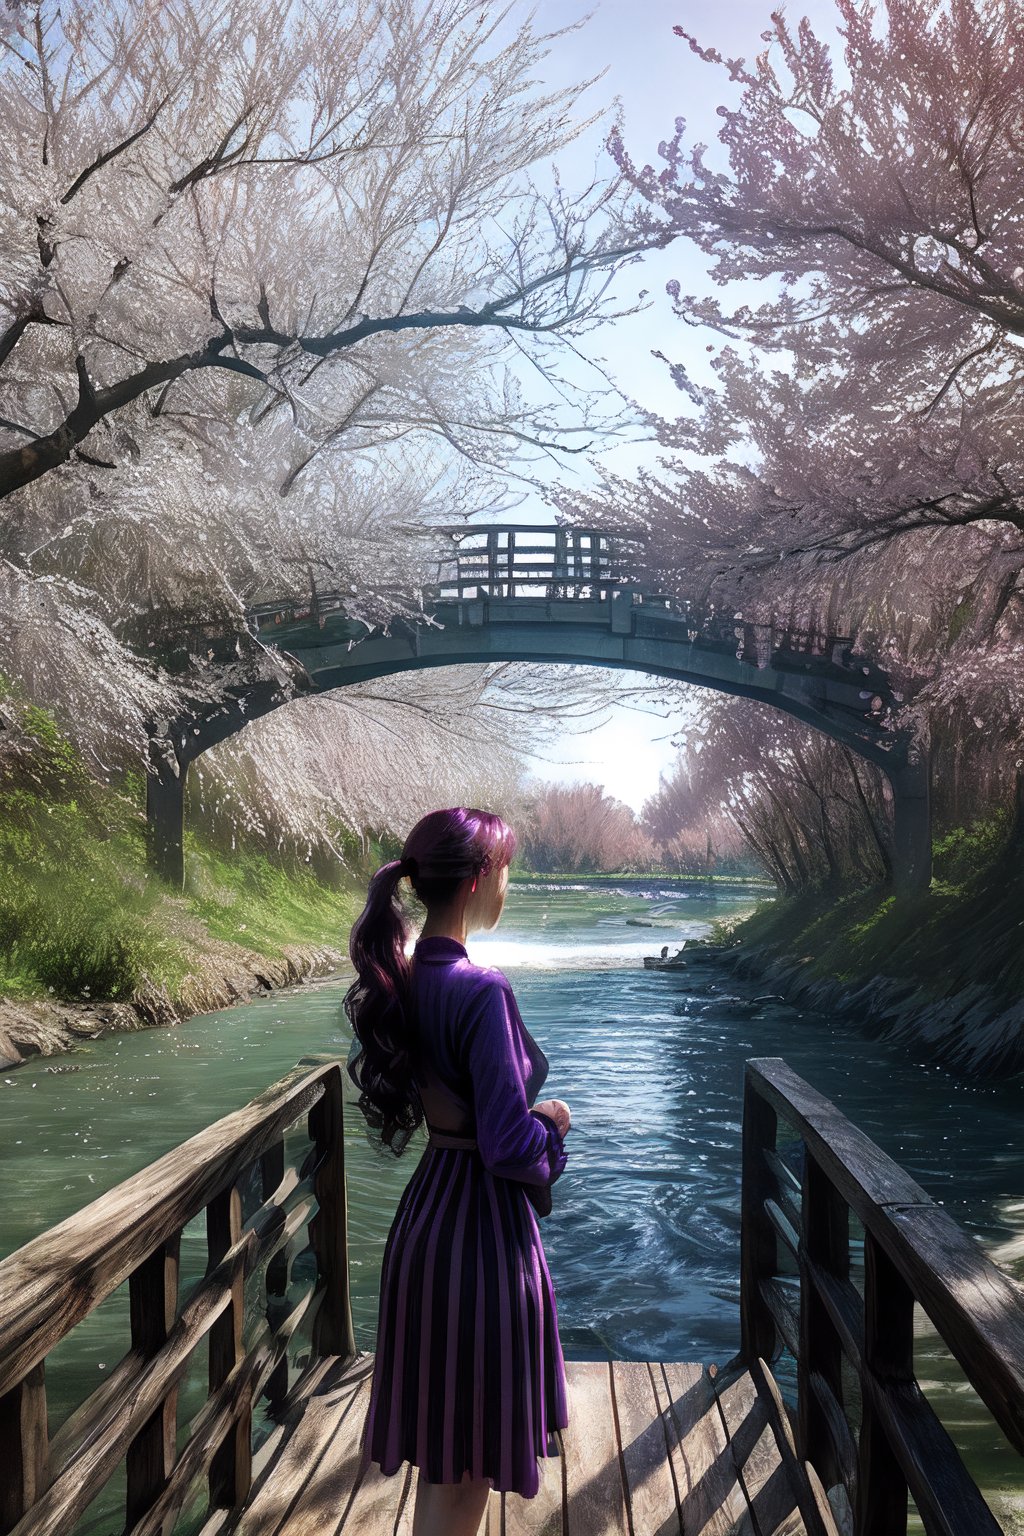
1;1055;1021;1536
144;525;930;895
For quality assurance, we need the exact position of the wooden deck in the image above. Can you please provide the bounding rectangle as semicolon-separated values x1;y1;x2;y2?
3;1057;1020;1536
227;1350;838;1536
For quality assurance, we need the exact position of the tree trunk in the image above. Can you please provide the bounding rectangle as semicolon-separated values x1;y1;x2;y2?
842;747;893;883
887;737;931;899
146;736;187;890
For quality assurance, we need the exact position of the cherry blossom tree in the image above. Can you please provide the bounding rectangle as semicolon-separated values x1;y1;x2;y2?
515;779;657;873
642;697;895;892
0;0;672;864
614;1;1024;448
0;0;661;502
191;660;666;867
557;0;1024;887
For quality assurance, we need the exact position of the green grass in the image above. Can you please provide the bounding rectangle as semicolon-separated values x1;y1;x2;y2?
0;696;359;1005
183;839;359;957
0;819;190;1002
720;813;1024;1007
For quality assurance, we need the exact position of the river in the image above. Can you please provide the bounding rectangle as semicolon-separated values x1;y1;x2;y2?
2;881;1022;1533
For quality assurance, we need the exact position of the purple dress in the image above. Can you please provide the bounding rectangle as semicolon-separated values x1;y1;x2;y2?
358;934;569;1496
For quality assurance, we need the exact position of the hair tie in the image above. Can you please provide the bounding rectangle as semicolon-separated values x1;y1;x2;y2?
399;854;417;878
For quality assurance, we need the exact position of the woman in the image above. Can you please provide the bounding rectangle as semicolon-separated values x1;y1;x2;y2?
345;807;572;1536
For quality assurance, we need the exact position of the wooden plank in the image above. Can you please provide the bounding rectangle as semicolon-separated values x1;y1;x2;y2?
260;1140;290;1407
857;1231;910;1536
49;1192;311;1479
127;1300;315;1536
881;1203;1024;1454
233;1355;374;1535
753;1359;842;1536
609;1360;680;1536
0;1062;330;1394
559;1361;629;1536
6;1200;314;1536
801;1260;863;1370
760;1277;799;1358
745;1061;934;1214
714;1367;805;1536
803;1461;844;1536
274;1352;359;1426
30;1204;313;1536
764;1198;800;1260
656;1361;748;1536
860;1376;1004;1536
806;1373;857;1513
799;1158;848;1492
746;1059;1024;1456
280;1377;381;1534
7;1275;231;1536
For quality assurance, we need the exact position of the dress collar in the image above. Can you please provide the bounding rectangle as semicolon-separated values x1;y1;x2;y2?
414;935;469;962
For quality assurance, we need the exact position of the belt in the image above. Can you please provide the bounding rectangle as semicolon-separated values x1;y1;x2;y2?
426;1123;478;1150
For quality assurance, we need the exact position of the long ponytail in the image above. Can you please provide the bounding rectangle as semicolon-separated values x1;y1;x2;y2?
344;808;517;1157
344;857;421;1157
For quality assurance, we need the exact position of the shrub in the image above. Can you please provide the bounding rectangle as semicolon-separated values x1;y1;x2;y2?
932;812;1012;889
19;899;151;1001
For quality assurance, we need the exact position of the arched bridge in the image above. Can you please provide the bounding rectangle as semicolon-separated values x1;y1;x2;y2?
145;525;929;891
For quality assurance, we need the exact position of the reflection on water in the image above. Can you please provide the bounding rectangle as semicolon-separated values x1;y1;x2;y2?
1;880;1022;1527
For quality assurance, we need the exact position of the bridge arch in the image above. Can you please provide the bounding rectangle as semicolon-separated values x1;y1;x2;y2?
146;526;930;895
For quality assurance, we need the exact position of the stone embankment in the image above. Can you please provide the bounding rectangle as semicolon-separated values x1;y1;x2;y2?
691;940;1024;1077
0;939;345;1070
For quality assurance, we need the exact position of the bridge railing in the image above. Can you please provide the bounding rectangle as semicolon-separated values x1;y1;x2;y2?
246;523;871;677
426;523;657;602
739;1056;1024;1536
0;1056;352;1536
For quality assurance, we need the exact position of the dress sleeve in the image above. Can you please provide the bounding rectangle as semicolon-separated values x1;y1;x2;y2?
461;976;568;1188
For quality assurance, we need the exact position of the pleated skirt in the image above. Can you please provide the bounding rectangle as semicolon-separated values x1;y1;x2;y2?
359;1141;569;1497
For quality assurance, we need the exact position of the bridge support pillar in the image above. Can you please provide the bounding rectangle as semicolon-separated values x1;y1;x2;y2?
146;734;187;890
610;586;638;635
888;735;931;900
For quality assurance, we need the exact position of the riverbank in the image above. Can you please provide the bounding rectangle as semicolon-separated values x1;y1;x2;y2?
0;930;345;1069
0;862;351;1069
0;697;360;1067
692;811;1024;1077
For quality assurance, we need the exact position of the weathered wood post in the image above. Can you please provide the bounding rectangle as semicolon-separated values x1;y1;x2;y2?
799;1157;849;1495
207;1183;252;1509
856;1234;913;1536
260;1138;291;1408
126;1235;181;1533
739;1070;779;1366
301;1057;356;1361
0;1360;48;1534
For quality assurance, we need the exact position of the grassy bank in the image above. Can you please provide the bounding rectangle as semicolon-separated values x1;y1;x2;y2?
0;695;361;1022
702;809;1024;1072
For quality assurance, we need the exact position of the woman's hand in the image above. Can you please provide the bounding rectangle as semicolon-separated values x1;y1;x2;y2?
534;1098;571;1136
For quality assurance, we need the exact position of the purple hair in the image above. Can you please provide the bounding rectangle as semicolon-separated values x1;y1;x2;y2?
344;807;517;1156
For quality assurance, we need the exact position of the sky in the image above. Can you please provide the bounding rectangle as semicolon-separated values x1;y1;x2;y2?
497;0;841;812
